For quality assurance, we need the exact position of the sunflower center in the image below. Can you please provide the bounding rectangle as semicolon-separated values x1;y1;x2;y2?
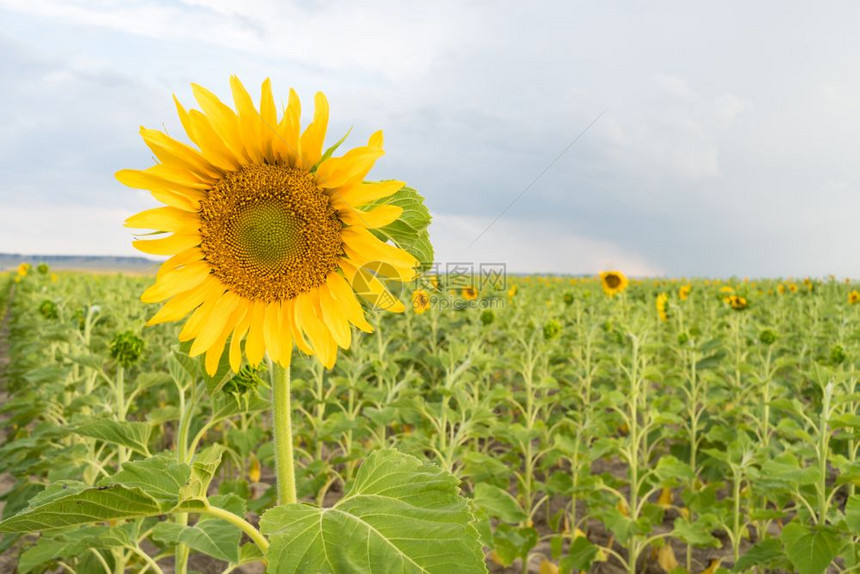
604;274;621;289
199;164;342;303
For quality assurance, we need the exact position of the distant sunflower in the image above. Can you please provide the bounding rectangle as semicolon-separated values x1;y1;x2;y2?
17;263;30;277
849;290;860;305
412;289;431;314
724;295;748;311
679;284;692;301
119;77;422;374
599;270;628;296
656;293;669;322
462;287;479;301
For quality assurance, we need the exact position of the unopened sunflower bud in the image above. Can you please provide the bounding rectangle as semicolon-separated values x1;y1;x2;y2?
109;331;145;368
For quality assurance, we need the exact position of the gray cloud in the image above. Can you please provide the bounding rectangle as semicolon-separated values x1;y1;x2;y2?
1;1;859;277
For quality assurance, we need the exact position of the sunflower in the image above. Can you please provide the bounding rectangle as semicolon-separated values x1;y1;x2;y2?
412;289;431;314
599;270;628;296
17;262;30;277
461;287;479;301
119;77;425;375
507;284;518;298
724;295;748;311
849;290;860;305
656;293;669;322
679;284;692;301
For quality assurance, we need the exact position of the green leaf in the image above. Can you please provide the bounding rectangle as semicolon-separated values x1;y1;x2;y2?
71;419;152;456
312;128;352;172
472;483;527;523
368;185;434;272
560;536;599;572
0;484;160;533
260;449;486;573
182;445;227;499
654;455;695;486
100;455;190;507
492;523;538;566
781;522;841;574
671;516;721;548
846;495;860;531
152;495;245;563
733;539;787;572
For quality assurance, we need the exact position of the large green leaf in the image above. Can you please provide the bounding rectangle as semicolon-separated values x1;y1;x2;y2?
781;522;841;574
0;483;160;532
100;455;190;506
260;449;486;573
368;185;434;272
71;419;152;456
471;483;527;523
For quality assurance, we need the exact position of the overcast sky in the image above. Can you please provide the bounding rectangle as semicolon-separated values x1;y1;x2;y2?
1;1;859;277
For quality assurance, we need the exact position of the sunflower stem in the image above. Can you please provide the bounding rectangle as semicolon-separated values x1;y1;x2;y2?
271;360;297;505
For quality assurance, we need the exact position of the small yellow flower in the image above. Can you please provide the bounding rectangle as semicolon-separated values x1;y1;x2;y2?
599;270;628;296
412;289;431;314
788;283;798;293
719;285;734;294
777;283;786;295
656;293;669;322
507;284;518;298
461;287;478;301
17;262;31;277
679;284;691;301
50;273;59;283
849;290;860;305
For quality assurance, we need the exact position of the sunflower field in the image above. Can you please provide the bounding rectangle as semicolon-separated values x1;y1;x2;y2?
1;267;859;574
0;79;859;574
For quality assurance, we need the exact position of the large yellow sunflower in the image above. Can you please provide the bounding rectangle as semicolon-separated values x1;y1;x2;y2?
599;270;628;296
118;77;424;375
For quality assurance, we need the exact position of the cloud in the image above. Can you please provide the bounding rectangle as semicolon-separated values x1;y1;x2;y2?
432;214;663;276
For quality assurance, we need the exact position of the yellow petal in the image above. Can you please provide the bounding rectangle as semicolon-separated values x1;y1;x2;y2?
178;98;243;171
204;302;246;376
228;303;252;372
133;234;200;256
125;207;200;233
156;248;205;280
139;127;221;181
300;92;329;168
245;301;268;366
337;204;402;229
341;226;418;272
191;83;248;163
229;75;264;163
339;258;405;313
334;180;404;207
116;169;205;209
315;147;384;189
295;291;336;368
179;288;227;342
141;261;210;303
368;129;383;149
146;276;221;326
326;272;373;332
190;292;242;357
288;298;314;355
274;88;301;166
259;78;278;161
263;301;283;363
318;286;351;349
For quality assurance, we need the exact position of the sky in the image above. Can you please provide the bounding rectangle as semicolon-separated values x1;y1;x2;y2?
1;1;859;277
